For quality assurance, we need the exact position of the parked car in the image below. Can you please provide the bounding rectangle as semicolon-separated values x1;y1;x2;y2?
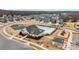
75;24;79;30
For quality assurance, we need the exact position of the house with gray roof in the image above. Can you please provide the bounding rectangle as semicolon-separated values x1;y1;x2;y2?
52;37;64;48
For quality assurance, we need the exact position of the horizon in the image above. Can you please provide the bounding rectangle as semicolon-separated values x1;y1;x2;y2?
1;9;79;11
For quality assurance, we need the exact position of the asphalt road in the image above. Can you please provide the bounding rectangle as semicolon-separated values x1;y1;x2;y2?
0;25;34;50
0;34;34;50
71;33;79;50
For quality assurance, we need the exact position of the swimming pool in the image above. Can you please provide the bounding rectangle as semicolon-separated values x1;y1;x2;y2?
11;25;27;30
11;25;56;35
37;25;56;35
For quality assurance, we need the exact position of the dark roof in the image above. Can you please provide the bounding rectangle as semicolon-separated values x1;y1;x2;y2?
26;25;44;35
53;37;64;44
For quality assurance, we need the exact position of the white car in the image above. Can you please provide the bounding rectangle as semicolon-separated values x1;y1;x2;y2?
75;24;79;30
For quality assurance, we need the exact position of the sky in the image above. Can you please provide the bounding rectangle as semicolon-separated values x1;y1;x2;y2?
0;0;79;10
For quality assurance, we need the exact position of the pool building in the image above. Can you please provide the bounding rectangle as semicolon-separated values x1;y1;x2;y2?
19;25;56;38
